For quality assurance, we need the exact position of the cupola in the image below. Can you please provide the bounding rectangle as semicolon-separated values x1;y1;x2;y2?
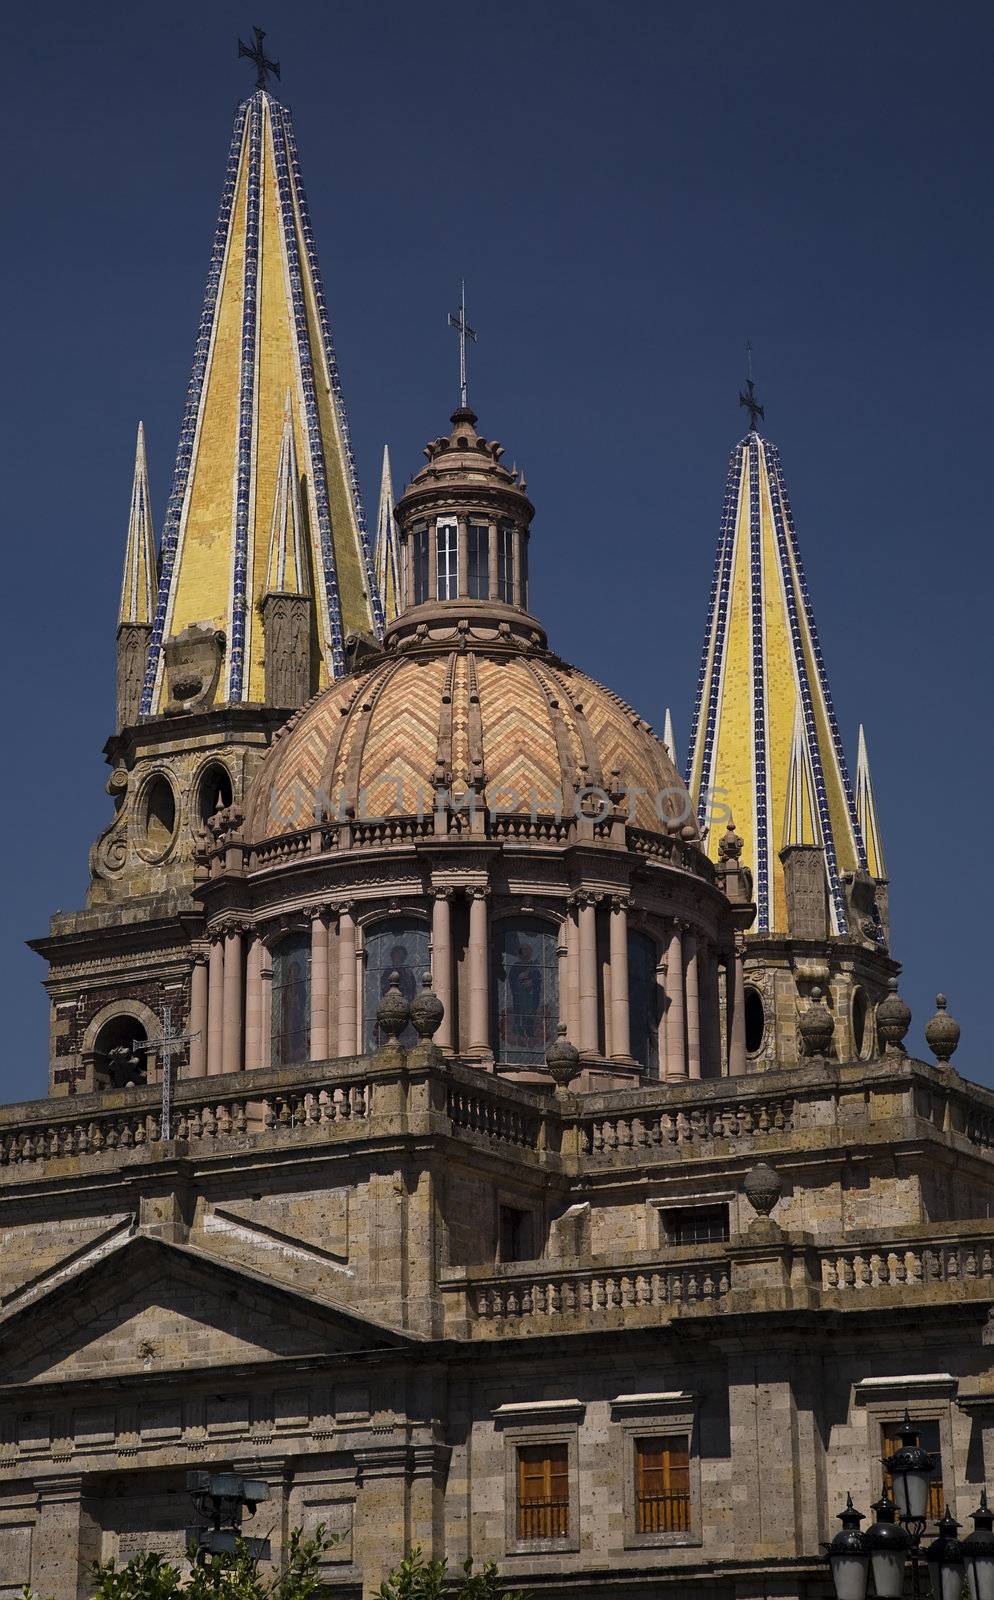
386;407;542;652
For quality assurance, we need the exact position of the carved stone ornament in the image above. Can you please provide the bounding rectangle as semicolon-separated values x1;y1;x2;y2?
410;970;444;1043
798;985;835;1059
743;1161;783;1218
263;593;312;708
376;973;410;1043
162;623;226;716
718;820;744;862
876;977;912;1056
545;1024;580;1091
925;993;960;1063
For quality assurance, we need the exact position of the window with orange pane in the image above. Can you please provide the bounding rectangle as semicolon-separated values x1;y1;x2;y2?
882;1419;944;1522
635;1435;692;1534
516;1443;569;1540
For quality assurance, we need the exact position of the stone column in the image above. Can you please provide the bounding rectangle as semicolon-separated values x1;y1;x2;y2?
488;520;499;598
468;888;490;1056
609;896;631;1062
728;936;747;1076
578;894;599;1056
566;898;580;1039
221;924;244;1074
244;935;263;1071
207;933;225;1076
431;889;454;1052
684;924;701;1080
457;519;468;601
337;904;358;1056
428;521;438;601
664;918;687;1078
512;527;522;607
310;910;329;1060
188;953;208;1077
259;940;272;1068
699;941;721;1077
30;1475;101;1598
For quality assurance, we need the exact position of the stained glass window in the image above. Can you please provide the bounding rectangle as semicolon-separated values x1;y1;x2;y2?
493;920;560;1066
628;929;660;1076
363;917;430;1052
271;933;310;1065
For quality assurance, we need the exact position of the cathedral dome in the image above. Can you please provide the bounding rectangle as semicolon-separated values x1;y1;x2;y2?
244;645;690;842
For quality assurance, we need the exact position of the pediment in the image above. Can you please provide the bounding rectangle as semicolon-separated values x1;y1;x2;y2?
0;1234;411;1387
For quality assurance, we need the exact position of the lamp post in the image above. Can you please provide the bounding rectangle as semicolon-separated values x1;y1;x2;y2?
825;1411;994;1600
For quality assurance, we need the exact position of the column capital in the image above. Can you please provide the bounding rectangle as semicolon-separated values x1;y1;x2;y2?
610;894;631;913
469;884;491;902
431;885;454;902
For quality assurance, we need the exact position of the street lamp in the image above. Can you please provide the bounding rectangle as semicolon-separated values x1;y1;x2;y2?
888;1411;938;1525
864;1492;912;1599
828;1493;870;1600
962;1491;994;1600
925;1511;964;1600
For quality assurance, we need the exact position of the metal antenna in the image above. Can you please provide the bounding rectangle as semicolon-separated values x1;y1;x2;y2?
136;1006;201;1141
447;280;477;409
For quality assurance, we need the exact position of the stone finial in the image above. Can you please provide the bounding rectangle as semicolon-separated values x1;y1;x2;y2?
718;819;744;862
743;1161;783;1218
545;1025;580;1092
925;993;960;1064
877;976;912;1057
376;973;410;1047
410;971;444;1046
798;985;834;1059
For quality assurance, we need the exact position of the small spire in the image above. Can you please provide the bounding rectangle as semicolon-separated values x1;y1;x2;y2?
855;724;886;879
118;421;156;628
238;26;280;91
374;445;400;624
782;705;823;848
663;707;678;769
739;341;765;431
264;395;307;596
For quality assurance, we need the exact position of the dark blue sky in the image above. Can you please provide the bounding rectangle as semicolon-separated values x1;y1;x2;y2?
4;1;991;1100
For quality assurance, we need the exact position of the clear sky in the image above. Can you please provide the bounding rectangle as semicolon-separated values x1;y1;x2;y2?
3;0;991;1100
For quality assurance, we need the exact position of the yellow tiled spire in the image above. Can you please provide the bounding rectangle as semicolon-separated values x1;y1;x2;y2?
264;396;308;596
374;444;399;624
118;421;155;628
855;725;886;880
687;425;870;935
140;88;380;716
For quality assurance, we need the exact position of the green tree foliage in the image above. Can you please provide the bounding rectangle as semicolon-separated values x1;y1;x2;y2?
374;1546;530;1600
21;1525;333;1600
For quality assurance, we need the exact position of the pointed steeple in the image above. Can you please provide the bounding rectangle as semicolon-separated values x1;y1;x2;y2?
264;397;307;597
374;444;400;624
782;706;823;849
118;421;155;629
139;85;381;717
687;419;867;935
663;707;678;772
116;422;156;728
855;724;886;880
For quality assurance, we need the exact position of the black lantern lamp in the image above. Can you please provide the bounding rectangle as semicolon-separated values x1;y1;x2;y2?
864;1491;913;1599
925;1510;964;1600
963;1490;994;1600
884;1411;938;1525
827;1492;870;1600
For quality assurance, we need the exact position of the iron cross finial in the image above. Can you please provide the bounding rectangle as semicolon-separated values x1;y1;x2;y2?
447;280;477;410
239;26;280;91
739;341;765;432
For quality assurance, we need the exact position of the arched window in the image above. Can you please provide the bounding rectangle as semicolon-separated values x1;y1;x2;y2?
363;917;430;1052
492;919;559;1067
93;1015;148;1090
271;933;310;1065
745;987;765;1055
628;930;660;1077
197;762;233;827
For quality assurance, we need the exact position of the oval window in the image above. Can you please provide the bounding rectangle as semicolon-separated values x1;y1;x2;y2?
744;987;765;1055
141;775;177;857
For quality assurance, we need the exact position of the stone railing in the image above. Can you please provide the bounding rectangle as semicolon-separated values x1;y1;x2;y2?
445;1076;543;1151
820;1230;994;1295
580;1094;796;1155
443;1250;731;1336
0;1059;376;1171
